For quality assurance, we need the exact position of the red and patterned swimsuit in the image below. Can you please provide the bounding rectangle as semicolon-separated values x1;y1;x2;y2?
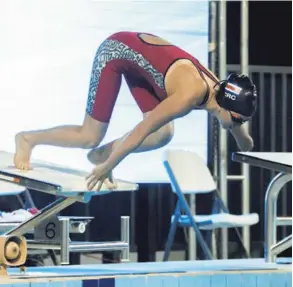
86;31;217;123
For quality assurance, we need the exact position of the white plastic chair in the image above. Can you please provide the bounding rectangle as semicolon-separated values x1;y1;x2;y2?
162;149;259;261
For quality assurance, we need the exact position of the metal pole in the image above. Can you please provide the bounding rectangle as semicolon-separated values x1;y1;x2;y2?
271;235;292;257
188;194;196;260
240;0;250;255
264;173;292;262
209;1;218;75
121;216;130;262
276;217;292;226
60;218;70;265
209;0;219;259
209;0;219;181
219;0;228;259
281;74;288;239
270;74;276;153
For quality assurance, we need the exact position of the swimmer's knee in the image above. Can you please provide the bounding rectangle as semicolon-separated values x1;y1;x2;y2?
157;123;174;147
80;128;104;149
82;138;101;149
80;114;108;149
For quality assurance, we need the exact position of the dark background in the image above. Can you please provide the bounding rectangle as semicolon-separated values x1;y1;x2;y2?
0;1;291;264
227;1;291;66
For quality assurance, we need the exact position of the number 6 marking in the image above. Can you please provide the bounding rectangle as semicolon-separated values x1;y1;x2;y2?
45;222;56;239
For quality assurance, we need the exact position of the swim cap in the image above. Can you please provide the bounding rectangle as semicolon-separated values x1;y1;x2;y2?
216;73;257;124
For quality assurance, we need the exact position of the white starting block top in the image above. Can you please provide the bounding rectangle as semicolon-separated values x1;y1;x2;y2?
233;152;292;174
0;151;138;197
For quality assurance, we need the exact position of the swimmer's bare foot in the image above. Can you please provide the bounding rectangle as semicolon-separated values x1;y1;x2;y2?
87;143;114;165
14;132;34;170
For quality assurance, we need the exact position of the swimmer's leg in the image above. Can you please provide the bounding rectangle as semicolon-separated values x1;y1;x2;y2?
15;41;122;170
87;76;174;165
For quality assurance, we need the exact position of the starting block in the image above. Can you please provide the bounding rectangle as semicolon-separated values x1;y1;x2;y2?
0;150;138;272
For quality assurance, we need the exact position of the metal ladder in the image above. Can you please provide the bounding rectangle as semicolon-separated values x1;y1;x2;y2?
213;0;251;259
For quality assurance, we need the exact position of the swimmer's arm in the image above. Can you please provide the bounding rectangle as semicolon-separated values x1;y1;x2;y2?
104;95;194;171
229;124;254;151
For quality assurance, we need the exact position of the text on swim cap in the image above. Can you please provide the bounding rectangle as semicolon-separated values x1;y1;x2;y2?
224;92;237;100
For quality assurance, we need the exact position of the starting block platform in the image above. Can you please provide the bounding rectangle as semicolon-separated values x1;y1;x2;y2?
0;150;138;267
0;150;138;200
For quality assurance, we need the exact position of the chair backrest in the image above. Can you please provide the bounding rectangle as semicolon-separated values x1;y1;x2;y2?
163;149;216;194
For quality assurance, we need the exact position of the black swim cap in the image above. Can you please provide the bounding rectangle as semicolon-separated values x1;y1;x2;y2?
216;73;257;124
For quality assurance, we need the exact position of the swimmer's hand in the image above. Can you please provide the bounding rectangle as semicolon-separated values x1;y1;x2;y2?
86;163;117;191
229;124;254;151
